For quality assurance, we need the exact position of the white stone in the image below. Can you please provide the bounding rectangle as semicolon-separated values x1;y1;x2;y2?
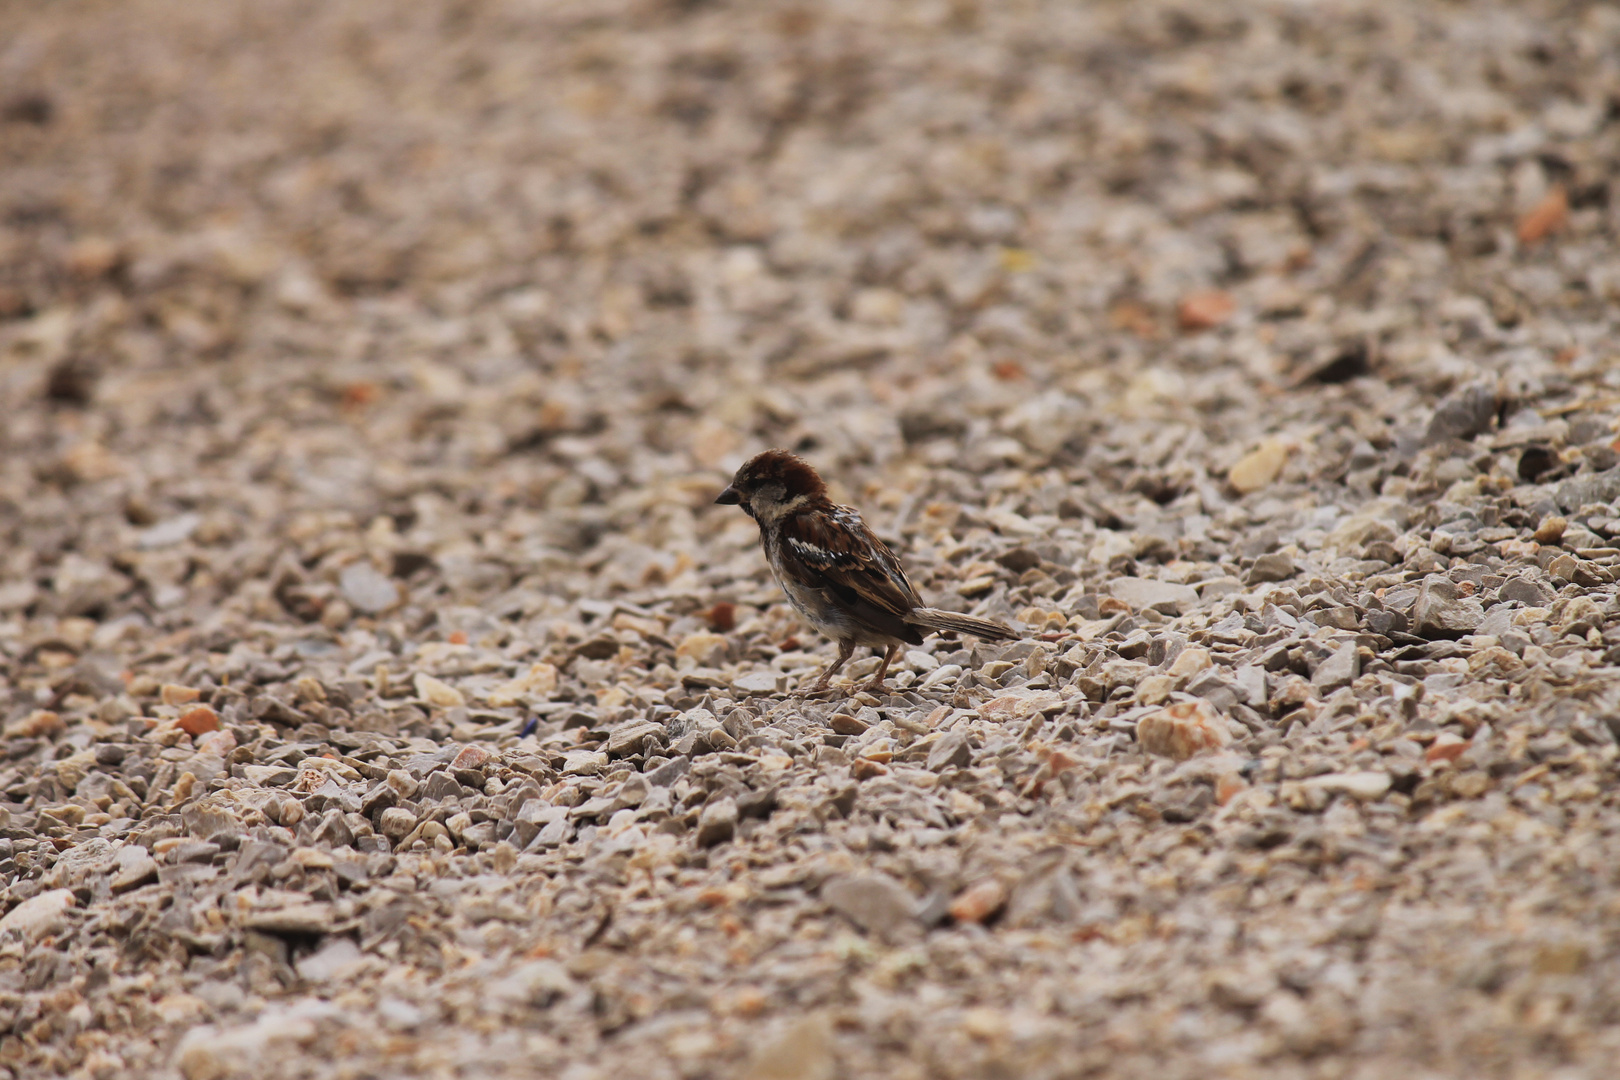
1108;577;1200;615
1304;771;1392;801
0;888;75;941
341;562;400;614
138;513;201;549
294;937;364;982
413;672;465;709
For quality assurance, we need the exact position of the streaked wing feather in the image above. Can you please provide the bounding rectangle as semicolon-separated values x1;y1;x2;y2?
782;505;918;620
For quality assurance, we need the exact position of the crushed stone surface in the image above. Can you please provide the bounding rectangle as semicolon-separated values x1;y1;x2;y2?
3;1;1620;1077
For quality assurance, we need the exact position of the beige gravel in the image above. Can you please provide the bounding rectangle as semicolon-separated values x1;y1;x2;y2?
4;1;1620;1078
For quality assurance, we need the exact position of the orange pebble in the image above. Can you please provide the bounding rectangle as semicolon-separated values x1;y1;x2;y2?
176;705;220;736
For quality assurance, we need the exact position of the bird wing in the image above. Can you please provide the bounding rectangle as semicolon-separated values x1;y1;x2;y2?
780;505;921;624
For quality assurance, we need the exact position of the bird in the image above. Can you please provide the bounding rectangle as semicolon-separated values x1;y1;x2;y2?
715;449;1021;694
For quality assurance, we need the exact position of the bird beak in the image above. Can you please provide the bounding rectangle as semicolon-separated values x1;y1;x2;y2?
714;485;741;505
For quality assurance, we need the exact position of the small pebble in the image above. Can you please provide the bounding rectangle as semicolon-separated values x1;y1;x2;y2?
160;684;201;706
340;561;401;615
1229;439;1291;494
949;879;1007;924
177;706;221;736
414;673;465;709
1137;700;1233;760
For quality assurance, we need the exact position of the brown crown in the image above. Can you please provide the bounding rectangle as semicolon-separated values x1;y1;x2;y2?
732;449;827;499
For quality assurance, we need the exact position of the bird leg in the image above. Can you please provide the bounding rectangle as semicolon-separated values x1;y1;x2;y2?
808;640;855;694
862;643;900;694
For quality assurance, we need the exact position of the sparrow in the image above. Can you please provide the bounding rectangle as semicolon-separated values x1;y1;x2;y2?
715;449;1021;694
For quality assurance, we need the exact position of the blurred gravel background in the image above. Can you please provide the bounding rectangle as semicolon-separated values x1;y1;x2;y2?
4;1;1620;1077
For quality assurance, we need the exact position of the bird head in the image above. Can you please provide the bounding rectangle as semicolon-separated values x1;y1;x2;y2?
715;449;827;521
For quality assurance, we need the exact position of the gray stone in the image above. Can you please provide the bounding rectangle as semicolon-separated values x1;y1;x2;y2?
487;960;575;1009
111;845;159;893
1247;552;1298;584
512;802;565;847
610;774;650;811
309;808;355;848
1311;642;1361;691
637;787;674;821
243;903;335;935
308;777;360;816
360;782;397;819
421;771;466;802
460;821;497;849
568;795;613;821
1304;771;1392;801
1477;606;1517;638
645;756;691;787
377;999;425;1032
1555;467;1620;513
1108;577;1199;615
528;816;572;850
821;873;918;943
562;750;608;776
45;837;117;888
605;721;662;758
1411;578;1485;639
732;670;784;695
1198;576;1244;600
696;796;738;847
236;764;298;787
926;732;973;772
1004;858;1084;928
1423;380;1500;446
737;785;778;820
1233;665;1268;706
1498;577;1552;606
1185;668;1241;711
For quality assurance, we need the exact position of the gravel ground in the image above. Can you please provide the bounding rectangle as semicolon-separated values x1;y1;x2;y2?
4;1;1620;1077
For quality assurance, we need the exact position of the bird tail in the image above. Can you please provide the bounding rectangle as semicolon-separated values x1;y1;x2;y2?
904;607;1022;642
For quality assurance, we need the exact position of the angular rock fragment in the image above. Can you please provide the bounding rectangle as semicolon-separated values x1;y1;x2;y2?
340;562;400;614
1137;700;1233;760
1311;642;1361;691
606;720;663;758
696;797;738;847
111;845;160;893
378;807;417;842
1555;467;1620;513
926;732;973;771
1422;380;1500;446
243;903;336;935
0;889;75;941
1108;577;1199;615
821;873;918;943
1411;578;1484;639
1246;552;1297;584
